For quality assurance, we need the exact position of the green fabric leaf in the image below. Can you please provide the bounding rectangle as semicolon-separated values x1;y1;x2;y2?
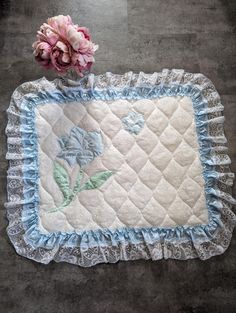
82;171;113;190
53;161;72;200
73;170;84;194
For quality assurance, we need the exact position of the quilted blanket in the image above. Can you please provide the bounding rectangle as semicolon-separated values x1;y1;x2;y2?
5;69;236;266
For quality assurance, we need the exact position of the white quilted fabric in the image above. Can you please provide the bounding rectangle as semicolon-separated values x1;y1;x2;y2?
35;95;208;233
6;71;236;265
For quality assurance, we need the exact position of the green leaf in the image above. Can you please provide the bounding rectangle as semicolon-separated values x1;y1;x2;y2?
82;171;113;190
53;161;72;200
73;170;84;194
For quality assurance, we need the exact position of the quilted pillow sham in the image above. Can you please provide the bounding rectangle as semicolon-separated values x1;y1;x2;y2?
5;69;236;266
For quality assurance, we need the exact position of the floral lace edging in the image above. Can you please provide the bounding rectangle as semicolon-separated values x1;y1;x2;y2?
5;69;236;266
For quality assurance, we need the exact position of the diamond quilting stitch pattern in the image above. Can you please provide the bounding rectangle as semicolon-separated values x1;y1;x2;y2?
36;96;206;232
24;85;228;240
5;70;236;266
26;89;232;235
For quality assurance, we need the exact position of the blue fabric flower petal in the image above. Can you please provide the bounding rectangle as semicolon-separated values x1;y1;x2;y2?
122;111;145;135
57;126;104;167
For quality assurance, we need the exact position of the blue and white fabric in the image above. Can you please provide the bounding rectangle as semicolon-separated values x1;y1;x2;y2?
5;69;236;266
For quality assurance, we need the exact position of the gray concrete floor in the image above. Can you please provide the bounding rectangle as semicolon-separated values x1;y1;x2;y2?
0;1;236;312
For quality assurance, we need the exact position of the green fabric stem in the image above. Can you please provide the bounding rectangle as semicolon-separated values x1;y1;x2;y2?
48;162;113;213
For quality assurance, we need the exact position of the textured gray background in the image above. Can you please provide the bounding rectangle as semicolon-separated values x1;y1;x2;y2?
0;1;236;312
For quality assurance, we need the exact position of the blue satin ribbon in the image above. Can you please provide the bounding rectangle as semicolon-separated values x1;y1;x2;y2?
20;83;229;249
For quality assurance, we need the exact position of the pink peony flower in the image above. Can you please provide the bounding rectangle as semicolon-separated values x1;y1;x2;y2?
72;40;98;75
66;25;85;51
32;15;98;76
32;41;52;69
77;27;91;40
50;41;72;73
47;15;73;41
37;24;58;46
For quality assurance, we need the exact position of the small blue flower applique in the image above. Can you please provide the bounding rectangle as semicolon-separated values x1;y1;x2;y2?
122;111;145;135
57;126;104;167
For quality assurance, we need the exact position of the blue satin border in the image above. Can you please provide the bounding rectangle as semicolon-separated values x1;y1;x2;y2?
20;83;225;249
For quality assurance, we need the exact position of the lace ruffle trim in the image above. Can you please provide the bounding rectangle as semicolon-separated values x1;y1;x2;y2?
5;69;236;266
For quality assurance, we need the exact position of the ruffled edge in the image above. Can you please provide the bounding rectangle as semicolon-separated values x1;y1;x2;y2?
5;69;236;266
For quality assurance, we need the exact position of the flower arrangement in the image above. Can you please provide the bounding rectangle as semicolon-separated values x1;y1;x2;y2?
32;15;98;76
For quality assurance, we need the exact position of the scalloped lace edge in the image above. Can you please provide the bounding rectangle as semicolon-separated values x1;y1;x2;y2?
5;69;236;266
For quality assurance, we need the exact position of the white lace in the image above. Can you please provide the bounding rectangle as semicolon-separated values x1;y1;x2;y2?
5;69;236;266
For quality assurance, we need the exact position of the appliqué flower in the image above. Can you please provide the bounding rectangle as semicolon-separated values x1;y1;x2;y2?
122;111;145;135
57;126;104;167
49;126;112;213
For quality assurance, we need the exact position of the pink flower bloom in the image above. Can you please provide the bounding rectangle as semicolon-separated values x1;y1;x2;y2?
32;15;98;76
66;25;84;51
77;26;91;40
47;15;73;39
32;41;52;69
72;40;97;74
50;41;72;73
36;24;58;46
